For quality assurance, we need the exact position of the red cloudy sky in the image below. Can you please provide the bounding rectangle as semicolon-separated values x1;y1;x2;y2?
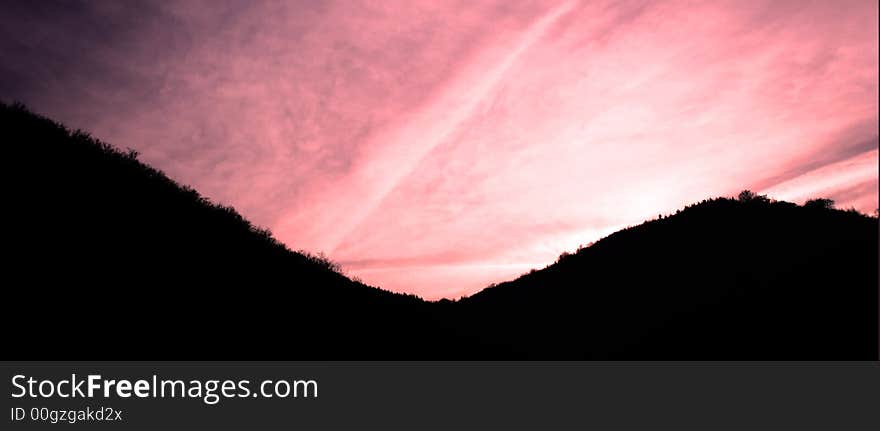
1;0;877;298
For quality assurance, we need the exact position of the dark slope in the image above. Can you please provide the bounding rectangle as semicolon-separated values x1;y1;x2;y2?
2;102;487;359
3;102;877;359
457;197;878;359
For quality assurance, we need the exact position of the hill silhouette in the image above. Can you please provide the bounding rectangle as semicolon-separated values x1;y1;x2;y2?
3;102;479;359
457;195;878;359
3;102;877;359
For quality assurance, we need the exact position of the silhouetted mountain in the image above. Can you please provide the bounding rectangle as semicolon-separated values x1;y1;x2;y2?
3;102;480;359
4;102;877;359
457;195;878;359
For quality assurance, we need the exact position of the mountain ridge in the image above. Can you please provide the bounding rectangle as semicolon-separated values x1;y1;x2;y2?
4;102;877;359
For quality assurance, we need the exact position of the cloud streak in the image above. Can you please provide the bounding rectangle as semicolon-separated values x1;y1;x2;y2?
275;1;578;253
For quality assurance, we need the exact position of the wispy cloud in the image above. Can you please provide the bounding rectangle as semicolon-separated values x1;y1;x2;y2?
274;1;579;253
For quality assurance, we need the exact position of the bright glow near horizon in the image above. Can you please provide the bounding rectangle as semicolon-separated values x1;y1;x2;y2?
2;0;877;299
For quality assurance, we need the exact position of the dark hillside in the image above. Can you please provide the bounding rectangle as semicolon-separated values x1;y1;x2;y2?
3;102;876;359
458;197;878;359
2;102;481;359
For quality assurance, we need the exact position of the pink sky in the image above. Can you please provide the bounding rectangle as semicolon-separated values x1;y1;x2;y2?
6;0;877;299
